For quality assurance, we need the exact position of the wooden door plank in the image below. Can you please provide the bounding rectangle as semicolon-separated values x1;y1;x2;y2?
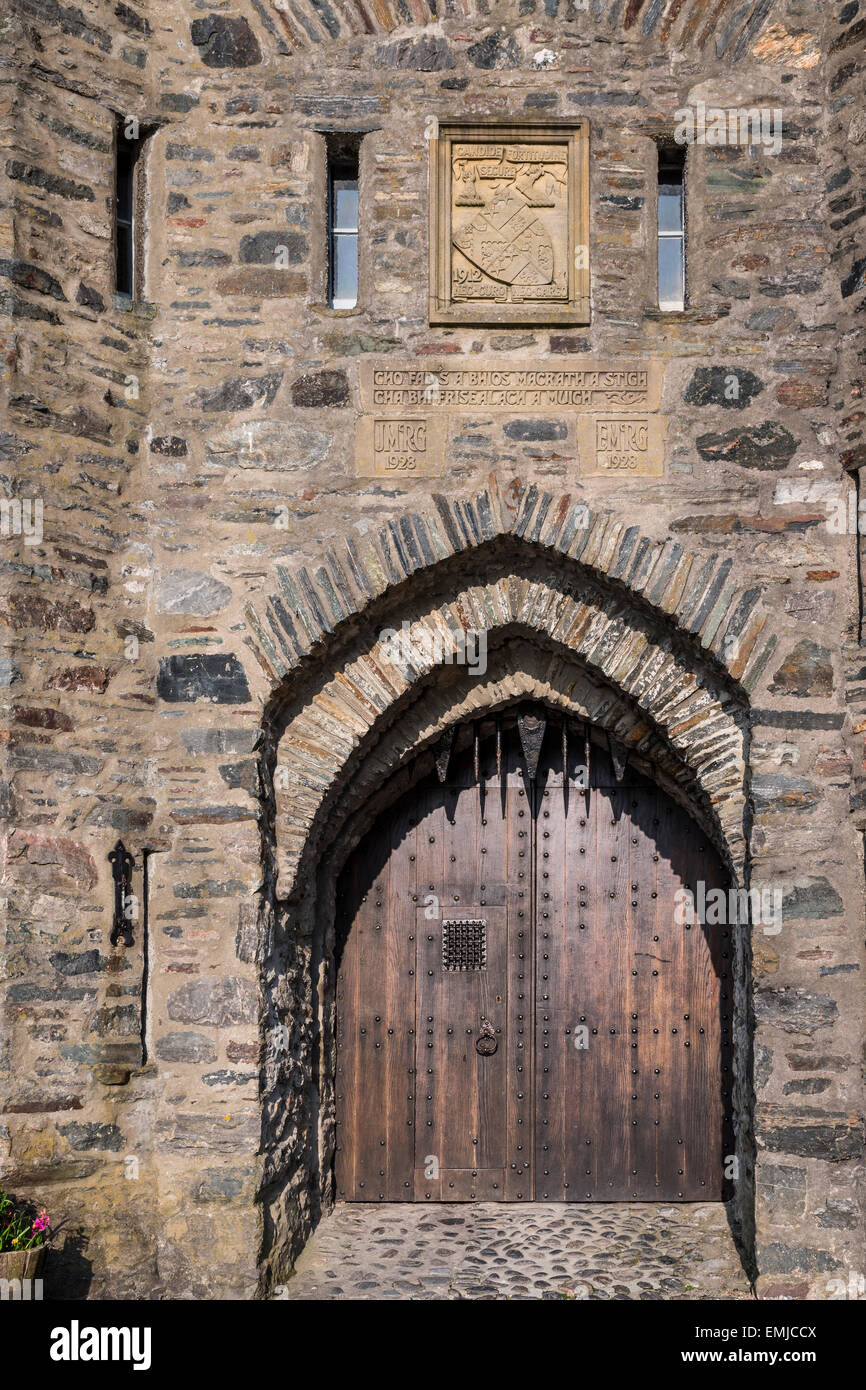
628;783;664;1198
506;747;533;1200
384;797;415;1200
535;764;568;1200
414;786;443;1198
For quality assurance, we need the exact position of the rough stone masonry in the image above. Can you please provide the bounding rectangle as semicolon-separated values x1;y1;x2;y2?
0;0;864;1300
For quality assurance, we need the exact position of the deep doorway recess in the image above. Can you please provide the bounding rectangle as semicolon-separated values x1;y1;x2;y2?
335;708;733;1204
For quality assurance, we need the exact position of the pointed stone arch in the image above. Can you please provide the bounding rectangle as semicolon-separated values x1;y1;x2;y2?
249;478;765;891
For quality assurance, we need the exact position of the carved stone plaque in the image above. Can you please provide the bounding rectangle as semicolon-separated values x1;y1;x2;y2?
354;363;667;479
429;122;590;326
578;414;667;477
359;362;662;413
356;413;447;477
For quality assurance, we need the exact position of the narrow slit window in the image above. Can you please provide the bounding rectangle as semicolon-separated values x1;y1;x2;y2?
657;146;685;312
115;121;144;299
328;142;359;309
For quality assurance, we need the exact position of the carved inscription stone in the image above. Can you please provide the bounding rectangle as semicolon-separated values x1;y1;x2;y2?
356;413;447;477
429;123;590;326
355;362;666;478
360;362;662;412
577;414;667;477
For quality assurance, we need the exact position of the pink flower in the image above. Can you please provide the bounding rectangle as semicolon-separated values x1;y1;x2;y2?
31;1209;50;1234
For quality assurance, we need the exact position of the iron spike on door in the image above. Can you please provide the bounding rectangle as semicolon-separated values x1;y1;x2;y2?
517;708;547;781
435;725;456;783
562;720;569;809
608;733;629;784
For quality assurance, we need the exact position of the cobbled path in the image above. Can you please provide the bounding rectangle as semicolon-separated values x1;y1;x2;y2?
284;1202;754;1300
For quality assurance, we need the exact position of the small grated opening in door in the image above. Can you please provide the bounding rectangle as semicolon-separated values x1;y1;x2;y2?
442;919;487;972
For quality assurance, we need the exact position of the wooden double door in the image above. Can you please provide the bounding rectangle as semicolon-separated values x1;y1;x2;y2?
335;712;732;1203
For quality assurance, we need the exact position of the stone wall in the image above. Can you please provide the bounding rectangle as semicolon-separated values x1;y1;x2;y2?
1;0;863;1299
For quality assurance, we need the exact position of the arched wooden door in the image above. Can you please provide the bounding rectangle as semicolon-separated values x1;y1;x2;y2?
335;711;732;1202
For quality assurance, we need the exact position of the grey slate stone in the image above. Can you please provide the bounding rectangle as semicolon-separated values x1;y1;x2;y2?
696;422;798;468
376;36;455;70
753;987;837;1034
684;366;763;410
467;32;522;68
156;569;233;616
157;654;251;704
239;230;307;264
156;1031;218;1063
59;1121;124;1151
504;419;568;441
189;15;262;67
167;976;258;1027
197;373;283;412
290;370;349;407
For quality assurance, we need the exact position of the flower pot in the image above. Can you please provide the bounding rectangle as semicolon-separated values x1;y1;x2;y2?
0;1245;46;1283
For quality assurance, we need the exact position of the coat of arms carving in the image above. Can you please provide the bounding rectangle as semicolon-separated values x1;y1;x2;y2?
429;122;590;326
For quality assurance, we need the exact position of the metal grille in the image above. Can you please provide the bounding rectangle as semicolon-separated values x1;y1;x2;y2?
442;919;487;972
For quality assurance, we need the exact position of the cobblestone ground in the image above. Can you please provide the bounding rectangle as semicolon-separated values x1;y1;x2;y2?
284;1202;754;1300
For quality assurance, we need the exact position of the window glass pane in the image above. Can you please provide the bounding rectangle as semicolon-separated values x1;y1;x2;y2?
117;169;133;220
332;179;358;233
332;233;358;307
658;235;684;307
116;225;133;298
116;132;139;297
658;187;682;235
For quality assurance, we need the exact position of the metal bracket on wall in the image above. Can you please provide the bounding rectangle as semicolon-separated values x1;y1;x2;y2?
109;838;135;947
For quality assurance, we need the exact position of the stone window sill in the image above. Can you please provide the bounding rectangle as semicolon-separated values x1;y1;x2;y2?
112;294;158;320
311;303;364;318
643;306;718;324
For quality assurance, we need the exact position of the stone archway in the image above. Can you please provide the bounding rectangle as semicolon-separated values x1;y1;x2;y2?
251;486;759;1292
